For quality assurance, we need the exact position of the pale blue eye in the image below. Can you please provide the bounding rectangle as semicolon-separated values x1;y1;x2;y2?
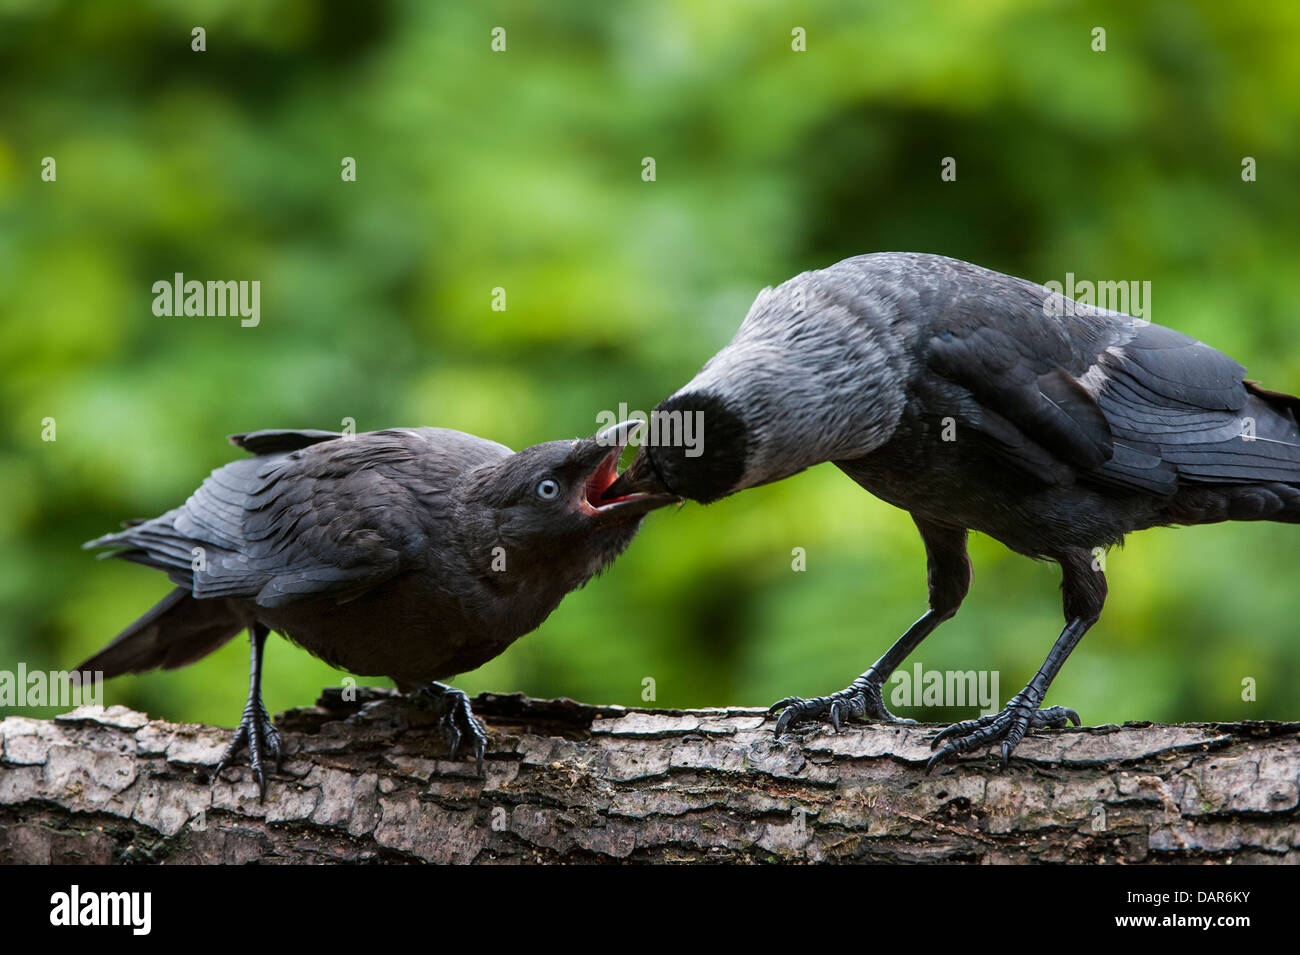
536;479;560;500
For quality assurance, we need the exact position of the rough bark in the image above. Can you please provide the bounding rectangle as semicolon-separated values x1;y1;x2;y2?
1;687;1296;864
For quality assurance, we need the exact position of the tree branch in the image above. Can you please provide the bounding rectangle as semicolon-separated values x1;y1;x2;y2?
1;688;1296;863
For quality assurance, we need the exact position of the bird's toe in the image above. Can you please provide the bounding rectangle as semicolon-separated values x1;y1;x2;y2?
927;696;1080;773
414;683;489;774
211;702;282;799
769;679;911;736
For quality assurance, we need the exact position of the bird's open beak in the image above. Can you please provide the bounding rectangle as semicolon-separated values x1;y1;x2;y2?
577;420;678;522
600;444;668;502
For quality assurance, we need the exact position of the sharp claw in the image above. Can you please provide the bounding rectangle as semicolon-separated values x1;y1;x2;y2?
1065;707;1081;727
444;720;462;761
472;737;486;776
930;722;964;748
926;748;954;774
459;707;487;776
212;735;241;785
768;697;797;715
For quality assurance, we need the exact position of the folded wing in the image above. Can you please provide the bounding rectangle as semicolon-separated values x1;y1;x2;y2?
85;429;460;609
926;294;1300;495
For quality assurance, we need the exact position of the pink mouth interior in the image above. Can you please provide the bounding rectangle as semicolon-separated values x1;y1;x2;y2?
584;447;632;509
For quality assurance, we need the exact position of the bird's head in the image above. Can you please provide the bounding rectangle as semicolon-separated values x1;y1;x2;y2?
465;420;680;582
601;392;750;505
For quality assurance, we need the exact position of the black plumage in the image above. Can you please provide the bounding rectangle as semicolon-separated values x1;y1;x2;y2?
82;421;675;793
605;252;1300;767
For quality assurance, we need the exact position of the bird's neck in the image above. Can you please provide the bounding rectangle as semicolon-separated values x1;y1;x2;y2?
679;330;907;491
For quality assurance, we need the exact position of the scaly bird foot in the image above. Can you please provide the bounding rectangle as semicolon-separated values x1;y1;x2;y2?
769;676;916;736
926;690;1079;773
211;698;283;799
411;682;488;774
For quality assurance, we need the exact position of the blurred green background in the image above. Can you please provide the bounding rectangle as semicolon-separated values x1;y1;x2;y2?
2;0;1298;731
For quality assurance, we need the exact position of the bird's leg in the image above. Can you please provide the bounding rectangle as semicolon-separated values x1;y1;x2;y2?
770;520;971;734
211;622;282;799
410;682;487;774
928;549;1105;771
770;613;940;732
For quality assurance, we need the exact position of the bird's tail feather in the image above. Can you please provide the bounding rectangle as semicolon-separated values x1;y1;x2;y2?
1168;481;1300;526
76;588;244;679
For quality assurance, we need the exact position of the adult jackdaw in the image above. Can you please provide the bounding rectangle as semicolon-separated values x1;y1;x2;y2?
82;420;675;794
605;252;1300;769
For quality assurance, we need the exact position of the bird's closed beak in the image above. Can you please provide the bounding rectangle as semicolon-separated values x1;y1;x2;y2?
577;420;678;522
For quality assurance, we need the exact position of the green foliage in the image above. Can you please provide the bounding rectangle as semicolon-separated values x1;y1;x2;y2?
2;1;1298;728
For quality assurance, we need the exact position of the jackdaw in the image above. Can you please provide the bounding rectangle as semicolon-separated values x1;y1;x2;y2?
605;252;1300;769
82;420;675;793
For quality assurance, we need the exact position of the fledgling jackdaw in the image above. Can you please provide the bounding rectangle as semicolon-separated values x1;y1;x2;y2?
605;252;1300;769
82;420;675;794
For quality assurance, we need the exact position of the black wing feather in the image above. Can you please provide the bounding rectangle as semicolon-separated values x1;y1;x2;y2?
84;429;482;609
919;267;1300;494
